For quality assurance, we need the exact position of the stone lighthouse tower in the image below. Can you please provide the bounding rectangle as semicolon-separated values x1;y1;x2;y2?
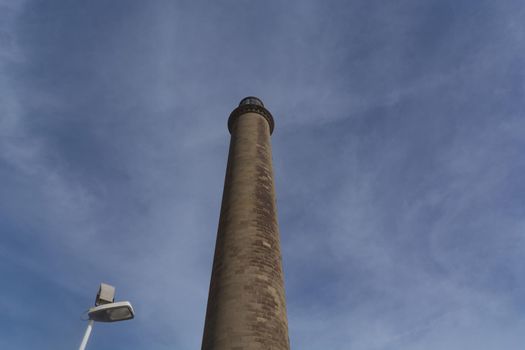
201;97;290;350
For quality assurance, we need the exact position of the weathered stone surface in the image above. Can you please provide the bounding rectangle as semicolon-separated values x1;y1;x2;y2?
201;103;290;350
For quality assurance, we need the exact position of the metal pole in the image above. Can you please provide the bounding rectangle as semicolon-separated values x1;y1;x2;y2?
78;320;94;350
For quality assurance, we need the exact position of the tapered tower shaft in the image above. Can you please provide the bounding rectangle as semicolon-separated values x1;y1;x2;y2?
201;97;290;350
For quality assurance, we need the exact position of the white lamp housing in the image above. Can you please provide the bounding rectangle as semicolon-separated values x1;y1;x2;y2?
95;283;116;306
88;301;135;322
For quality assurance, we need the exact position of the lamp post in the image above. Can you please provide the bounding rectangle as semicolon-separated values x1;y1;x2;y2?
78;283;135;350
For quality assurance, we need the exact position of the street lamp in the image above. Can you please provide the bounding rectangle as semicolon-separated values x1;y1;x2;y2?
78;283;135;350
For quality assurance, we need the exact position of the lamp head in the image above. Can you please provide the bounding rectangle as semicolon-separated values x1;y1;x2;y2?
88;301;135;322
95;283;115;306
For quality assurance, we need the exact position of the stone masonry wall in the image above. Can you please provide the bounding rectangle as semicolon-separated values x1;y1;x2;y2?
201;112;290;350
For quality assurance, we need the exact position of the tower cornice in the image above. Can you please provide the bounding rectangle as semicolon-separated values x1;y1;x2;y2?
228;104;275;135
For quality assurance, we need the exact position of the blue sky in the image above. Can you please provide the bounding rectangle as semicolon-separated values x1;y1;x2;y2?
1;0;525;349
